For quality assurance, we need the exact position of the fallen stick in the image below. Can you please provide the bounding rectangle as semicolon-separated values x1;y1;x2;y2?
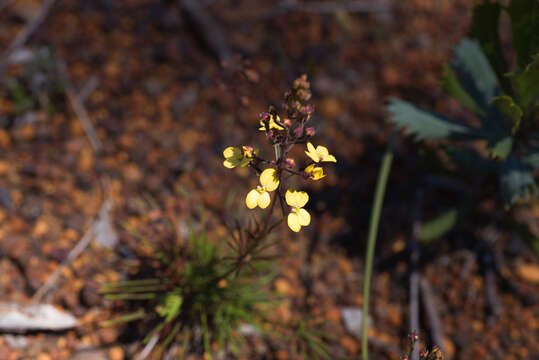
57;60;103;152
179;0;232;63
78;75;100;104
409;191;423;360
420;277;445;353
0;0;57;68
258;0;390;18
31;223;96;303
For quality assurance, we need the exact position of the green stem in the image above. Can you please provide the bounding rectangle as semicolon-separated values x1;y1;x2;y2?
361;132;396;360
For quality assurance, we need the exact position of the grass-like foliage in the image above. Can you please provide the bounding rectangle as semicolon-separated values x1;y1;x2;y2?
101;229;276;358
388;0;538;209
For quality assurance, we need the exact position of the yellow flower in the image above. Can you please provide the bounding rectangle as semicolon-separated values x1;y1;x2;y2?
305;142;337;163
304;164;325;180
285;189;310;232
259;114;285;131
245;168;280;209
223;146;257;168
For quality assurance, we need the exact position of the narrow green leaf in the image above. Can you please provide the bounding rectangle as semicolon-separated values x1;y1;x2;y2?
507;0;539;68
471;1;511;94
442;64;485;116
387;99;483;141
101;310;146;327
499;155;538;207
492;95;523;134
419;208;459;243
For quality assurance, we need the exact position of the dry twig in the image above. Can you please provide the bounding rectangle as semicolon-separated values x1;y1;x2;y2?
0;0;57;68
408;191;424;360
179;0;232;63
31;222;96;303
420;277;445;353
57;60;103;152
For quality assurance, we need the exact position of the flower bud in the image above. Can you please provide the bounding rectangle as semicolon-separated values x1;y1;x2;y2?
242;146;255;158
283;118;292;127
305;127;315;136
285;158;295;168
293;126;303;137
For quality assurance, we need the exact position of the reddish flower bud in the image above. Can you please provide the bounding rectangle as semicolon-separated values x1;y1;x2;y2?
283;118;292;127
305;127;315;136
293;127;303;137
285;158;295;168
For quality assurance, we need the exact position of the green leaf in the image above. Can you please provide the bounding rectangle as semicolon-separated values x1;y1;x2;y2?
499;155;538;207
488;135;514;161
471;1;511;94
387;99;483;141
451;39;500;112
523;152;539;170
442;64;486;116
492;95;523;134
507;0;539;68
510;54;539;113
157;293;183;323
419;208;459;243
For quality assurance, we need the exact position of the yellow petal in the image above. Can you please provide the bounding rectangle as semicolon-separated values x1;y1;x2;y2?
287;213;301;232
245;189;259;209
295;191;309;207
285;188;295;206
304;164;325;180
223;146;240;159
223;159;236;168
285;189;309;207
297;208;311;226
258;191;271;208
305;142;320;162
260;168;279;191
316;145;329;158
322;154;337;163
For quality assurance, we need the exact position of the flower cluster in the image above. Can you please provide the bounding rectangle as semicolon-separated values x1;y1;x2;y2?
222;75;337;232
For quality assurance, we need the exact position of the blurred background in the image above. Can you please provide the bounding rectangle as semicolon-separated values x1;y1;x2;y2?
0;0;537;359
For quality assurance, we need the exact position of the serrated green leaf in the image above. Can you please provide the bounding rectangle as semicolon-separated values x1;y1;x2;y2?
471;1;511;94
492;95;523;134
499;155;538;207
508;0;539;68
442;64;485;116
387;99;483;141
510;55;539;113
451;39;500;111
419;208;459;243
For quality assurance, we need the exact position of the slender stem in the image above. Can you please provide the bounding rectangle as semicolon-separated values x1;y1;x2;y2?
361;132;396;360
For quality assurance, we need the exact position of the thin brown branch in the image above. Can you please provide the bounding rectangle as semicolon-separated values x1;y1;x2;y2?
179;0;232;63
420;277;445;353
0;0;57;68
32;220;96;303
409;191;424;360
57;60;103;152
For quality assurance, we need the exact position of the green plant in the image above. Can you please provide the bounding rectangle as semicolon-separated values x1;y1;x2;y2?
102;228;276;358
102;76;336;358
387;0;538;242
